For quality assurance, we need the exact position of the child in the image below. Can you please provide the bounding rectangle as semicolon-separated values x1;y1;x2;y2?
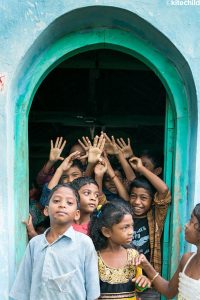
40;151;84;207
134;203;200;299
71;176;99;235
129;157;171;299
10;183;100;300
89;201;151;299
139;149;163;177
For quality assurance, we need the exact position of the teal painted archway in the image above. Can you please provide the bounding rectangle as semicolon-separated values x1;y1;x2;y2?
11;6;195;283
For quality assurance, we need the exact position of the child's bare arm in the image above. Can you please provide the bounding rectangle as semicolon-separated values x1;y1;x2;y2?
94;158;107;196
134;254;180;298
129;157;169;199
104;133;136;182
104;153;129;201
48;151;80;189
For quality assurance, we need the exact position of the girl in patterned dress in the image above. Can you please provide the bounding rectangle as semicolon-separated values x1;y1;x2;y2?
89;201;151;300
133;203;200;300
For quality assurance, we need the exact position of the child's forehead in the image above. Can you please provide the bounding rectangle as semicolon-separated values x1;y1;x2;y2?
80;183;98;192
52;186;75;197
65;166;82;174
131;187;151;195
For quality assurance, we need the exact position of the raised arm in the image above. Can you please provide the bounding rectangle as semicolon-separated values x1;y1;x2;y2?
129;157;169;199
104;153;129;201
48;151;80;189
84;134;105;176
36;137;66;185
104;133;136;182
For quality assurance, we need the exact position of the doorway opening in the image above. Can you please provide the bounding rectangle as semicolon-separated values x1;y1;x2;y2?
29;48;169;277
29;49;166;183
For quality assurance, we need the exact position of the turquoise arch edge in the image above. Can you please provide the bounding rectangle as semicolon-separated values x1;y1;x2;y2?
13;28;189;280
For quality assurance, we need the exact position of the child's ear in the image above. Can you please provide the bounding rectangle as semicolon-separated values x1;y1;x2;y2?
44;206;49;217
74;210;80;222
154;167;162;176
101;226;111;238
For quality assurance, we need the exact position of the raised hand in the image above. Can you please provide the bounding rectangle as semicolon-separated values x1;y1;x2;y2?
59;151;81;172
78;136;91;158
103;133;120;155
129;157;143;172
116;137;134;159
49;137;66;163
94;157;108;178
87;134;105;164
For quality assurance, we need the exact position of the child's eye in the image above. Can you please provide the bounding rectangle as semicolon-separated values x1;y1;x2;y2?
67;201;73;205
83;192;89;196
95;193;99;198
53;199;60;203
141;196;150;201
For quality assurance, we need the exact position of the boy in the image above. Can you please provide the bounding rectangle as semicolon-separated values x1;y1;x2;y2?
129;157;171;300
40;151;84;207
10;184;100;300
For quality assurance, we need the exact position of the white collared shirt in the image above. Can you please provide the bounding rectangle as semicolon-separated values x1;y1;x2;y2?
10;226;100;300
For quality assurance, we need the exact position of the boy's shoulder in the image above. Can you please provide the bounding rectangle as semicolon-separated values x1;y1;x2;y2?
73;229;94;247
28;232;46;247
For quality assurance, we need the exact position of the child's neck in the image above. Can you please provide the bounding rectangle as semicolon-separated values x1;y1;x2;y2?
46;223;71;243
103;241;124;253
76;212;90;224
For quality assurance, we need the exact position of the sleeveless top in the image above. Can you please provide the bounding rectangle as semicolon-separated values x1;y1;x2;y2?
178;252;200;300
97;248;142;300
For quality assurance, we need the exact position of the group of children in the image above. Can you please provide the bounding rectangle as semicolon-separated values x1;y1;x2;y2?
10;133;200;300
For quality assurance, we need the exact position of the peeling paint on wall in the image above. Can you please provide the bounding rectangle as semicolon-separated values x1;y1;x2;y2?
0;74;6;92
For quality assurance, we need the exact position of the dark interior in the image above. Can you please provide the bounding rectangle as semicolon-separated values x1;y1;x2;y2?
29;49;166;184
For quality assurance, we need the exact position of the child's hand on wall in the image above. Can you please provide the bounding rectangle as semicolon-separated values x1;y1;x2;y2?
22;214;38;239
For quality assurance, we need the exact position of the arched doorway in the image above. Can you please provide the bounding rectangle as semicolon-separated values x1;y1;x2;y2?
11;6;196;282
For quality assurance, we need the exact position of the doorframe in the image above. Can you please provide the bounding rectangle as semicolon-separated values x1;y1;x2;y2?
12;27;190;278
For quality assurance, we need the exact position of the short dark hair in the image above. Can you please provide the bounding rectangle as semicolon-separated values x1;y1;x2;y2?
88;201;133;251
140;149;163;169
129;176;156;200
193;203;200;231
71;176;98;191
47;183;80;209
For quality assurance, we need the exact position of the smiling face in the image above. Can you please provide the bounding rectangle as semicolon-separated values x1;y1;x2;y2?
78;183;99;214
44;186;80;226
102;214;134;245
129;187;152;217
185;214;200;245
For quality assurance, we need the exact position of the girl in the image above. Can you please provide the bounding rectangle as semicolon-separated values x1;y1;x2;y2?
134;203;200;299
89;201;151;300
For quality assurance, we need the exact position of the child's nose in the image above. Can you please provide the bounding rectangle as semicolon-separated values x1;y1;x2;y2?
134;196;141;204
